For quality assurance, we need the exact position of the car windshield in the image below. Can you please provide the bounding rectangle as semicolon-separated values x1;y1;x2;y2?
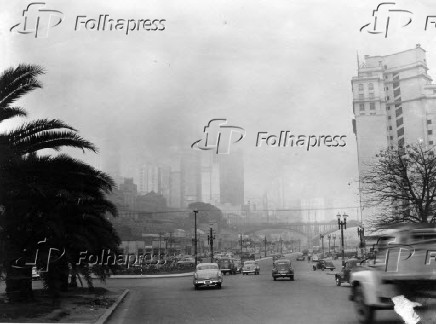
244;261;255;265
197;264;218;270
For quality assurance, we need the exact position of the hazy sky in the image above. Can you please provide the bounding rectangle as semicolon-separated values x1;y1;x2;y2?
2;0;436;212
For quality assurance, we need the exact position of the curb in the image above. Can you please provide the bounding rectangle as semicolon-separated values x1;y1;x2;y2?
94;289;129;324
109;272;194;279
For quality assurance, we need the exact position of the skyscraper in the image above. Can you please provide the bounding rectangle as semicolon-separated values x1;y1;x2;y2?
219;150;244;206
352;45;436;221
352;44;436;171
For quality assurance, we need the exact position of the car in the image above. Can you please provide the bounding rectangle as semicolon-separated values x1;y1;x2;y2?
312;259;335;271
32;267;41;281
296;255;305;261
193;263;223;290
242;260;259;275
335;258;361;286
272;259;294;281
217;258;237;275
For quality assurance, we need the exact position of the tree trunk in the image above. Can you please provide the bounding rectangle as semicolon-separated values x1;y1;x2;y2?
4;239;33;302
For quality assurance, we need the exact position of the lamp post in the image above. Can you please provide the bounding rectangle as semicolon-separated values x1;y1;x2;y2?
357;226;365;258
208;226;216;263
193;210;198;267
264;235;267;258
337;212;348;266
327;234;331;255
319;234;325;258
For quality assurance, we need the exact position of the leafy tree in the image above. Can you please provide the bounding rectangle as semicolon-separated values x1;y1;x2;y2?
188;202;227;229
361;143;436;229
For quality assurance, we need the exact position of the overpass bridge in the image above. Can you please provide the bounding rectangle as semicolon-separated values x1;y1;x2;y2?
234;220;361;244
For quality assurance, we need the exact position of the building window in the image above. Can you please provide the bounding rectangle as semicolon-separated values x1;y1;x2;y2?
433;90;436;94
384;65;387;69
398;138;405;146
359;94;364;100
430;141;434;145
388;116;392;120
370;103;375;110
396;106;403;117
428;119;432;124
396;117;403;127
369;93;375;99
359;104;365;111
397;127;404;137
428;130;433;135
390;136;394;140
386;96;390;101
358;84;364;91
387;106;391;110
368;83;374;90
389;126;393;130
370;112;376;115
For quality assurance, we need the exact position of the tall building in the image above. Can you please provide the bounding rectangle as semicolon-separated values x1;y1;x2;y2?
352;45;436;221
181;151;202;207
352;44;436;170
200;151;220;205
219;150;244;206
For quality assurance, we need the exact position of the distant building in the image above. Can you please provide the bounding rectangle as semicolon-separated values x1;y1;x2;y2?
181;151;202;207
119;178;137;210
219;150;244;206
200;151;220;205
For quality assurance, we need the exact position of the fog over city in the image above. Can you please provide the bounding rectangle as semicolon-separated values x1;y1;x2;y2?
3;0;436;214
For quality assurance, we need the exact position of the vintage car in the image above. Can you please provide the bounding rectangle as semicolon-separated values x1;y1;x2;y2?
296;255;305;261
312;259;335;271
335;258;360;286
350;225;436;324
193;263;223;290
217;258;237;275
272;259;294;281
242;260;260;275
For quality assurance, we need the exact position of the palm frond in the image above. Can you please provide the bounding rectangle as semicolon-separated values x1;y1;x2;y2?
0;64;44;109
0;107;27;123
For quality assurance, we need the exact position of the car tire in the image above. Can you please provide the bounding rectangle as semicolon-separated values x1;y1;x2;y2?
353;285;375;324
290;276;294;281
336;278;341;286
194;286;198;290
331;269;334;271
217;284;222;289
313;267;316;271
273;277;276;281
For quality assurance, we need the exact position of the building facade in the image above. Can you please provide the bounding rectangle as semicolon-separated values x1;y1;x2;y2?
352;44;436;221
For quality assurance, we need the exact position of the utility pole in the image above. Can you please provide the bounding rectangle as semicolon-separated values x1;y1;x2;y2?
208;226;215;263
193;210;198;267
240;233;243;257
319;234;325;258
264;236;267;257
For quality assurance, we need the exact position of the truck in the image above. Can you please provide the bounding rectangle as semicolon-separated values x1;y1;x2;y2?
349;224;436;323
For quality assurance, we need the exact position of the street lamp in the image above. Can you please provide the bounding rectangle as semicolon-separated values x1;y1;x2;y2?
327;234;331;255
193;210;198;267
337;212;348;266
357;226;365;258
208;225;216;263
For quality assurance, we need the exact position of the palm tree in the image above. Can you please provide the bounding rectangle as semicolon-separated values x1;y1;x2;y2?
0;65;119;301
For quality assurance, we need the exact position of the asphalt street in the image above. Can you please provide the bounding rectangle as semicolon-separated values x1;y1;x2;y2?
103;257;405;324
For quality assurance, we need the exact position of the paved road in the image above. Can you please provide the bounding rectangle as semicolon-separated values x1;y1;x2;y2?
104;257;404;324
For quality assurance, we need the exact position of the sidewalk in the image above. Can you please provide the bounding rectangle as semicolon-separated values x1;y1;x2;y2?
109;272;194;279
